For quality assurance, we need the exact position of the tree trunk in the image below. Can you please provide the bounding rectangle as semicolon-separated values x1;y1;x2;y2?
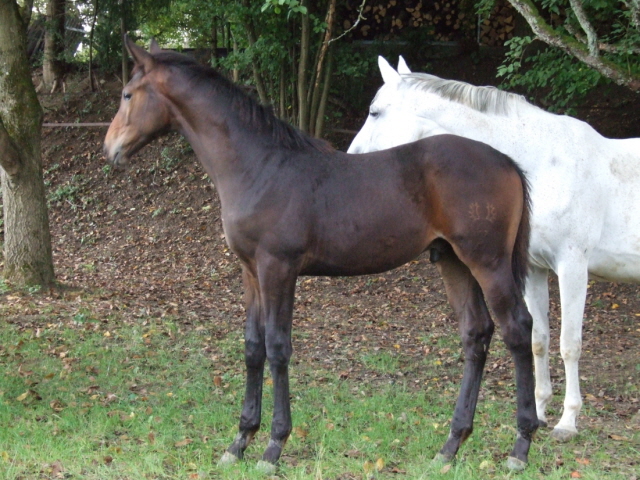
120;0;129;85
88;0;99;92
0;0;55;286
297;0;310;132
43;0;65;92
241;0;268;104
314;48;333;138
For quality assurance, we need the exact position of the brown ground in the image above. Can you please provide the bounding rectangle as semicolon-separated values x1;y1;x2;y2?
4;54;640;444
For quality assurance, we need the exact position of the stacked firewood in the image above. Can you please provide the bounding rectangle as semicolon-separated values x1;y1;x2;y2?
340;0;475;41
478;0;516;46
340;0;517;46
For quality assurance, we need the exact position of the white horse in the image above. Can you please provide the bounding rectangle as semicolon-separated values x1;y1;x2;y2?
348;56;640;441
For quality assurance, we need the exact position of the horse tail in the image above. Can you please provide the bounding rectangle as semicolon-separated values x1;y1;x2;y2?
512;163;532;294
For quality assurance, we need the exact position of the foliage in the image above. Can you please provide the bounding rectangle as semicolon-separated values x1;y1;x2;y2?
501;0;640;100
498;36;603;112
89;0;171;72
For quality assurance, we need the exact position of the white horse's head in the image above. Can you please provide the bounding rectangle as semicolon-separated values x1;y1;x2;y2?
347;56;450;154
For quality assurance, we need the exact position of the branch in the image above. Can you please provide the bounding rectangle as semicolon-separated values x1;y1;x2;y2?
313;0;336;94
330;0;367;44
565;22;640;55
0;119;21;176
568;0;598;57
507;0;640;91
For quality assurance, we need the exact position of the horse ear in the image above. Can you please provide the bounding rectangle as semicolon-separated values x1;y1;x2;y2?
378;56;401;86
124;34;155;73
397;56;411;74
149;38;162;55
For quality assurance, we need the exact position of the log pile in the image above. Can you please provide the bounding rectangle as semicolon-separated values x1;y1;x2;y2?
340;0;516;46
478;0;516;46
341;0;474;41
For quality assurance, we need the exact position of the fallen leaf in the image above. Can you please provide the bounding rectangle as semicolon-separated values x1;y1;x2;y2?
570;471;582;478
175;438;193;447
440;463;452;474
375;457;384;471
292;426;308;439
363;460;374;474
16;391;29;402
608;434;631;441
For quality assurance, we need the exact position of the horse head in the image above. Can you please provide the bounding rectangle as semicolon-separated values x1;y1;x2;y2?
347;56;450;154
104;36;172;166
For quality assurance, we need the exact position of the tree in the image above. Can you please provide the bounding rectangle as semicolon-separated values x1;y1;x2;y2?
508;0;640;90
495;0;640;107
43;0;66;92
0;0;55;286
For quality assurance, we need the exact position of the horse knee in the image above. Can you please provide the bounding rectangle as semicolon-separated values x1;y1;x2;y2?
266;339;292;368
560;343;582;362
245;340;266;369
501;316;532;349
461;323;494;358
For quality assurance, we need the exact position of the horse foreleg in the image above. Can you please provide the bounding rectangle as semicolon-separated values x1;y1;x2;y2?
433;251;494;463
258;256;298;470
222;268;265;464
553;260;589;441
525;266;552;427
479;267;538;470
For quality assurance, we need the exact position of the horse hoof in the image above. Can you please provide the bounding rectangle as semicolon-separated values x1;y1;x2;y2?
431;453;452;465
256;460;277;475
551;427;578;442
506;456;527;471
218;451;240;466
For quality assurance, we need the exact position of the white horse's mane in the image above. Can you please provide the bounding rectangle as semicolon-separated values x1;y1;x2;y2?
400;73;537;117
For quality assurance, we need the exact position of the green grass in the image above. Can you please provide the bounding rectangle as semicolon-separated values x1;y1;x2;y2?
1;296;638;479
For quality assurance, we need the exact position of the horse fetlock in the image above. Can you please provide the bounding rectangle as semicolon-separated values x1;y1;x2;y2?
262;438;285;465
225;431;254;460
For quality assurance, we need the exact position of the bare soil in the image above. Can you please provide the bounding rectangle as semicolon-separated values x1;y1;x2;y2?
4;55;640;447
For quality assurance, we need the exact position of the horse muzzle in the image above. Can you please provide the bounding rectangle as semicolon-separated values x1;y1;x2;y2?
103;142;129;167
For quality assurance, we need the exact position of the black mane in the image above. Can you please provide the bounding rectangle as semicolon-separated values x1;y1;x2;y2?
154;51;334;153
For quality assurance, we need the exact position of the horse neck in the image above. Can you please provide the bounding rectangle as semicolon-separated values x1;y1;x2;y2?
422;94;514;146
165;90;263;201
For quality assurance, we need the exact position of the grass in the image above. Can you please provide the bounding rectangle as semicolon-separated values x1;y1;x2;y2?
1;293;638;479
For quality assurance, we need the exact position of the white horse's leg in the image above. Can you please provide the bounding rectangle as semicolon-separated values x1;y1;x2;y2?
525;266;551;426
553;260;589;441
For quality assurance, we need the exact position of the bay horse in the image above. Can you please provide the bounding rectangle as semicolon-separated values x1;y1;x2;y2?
348;56;640;442
104;37;538;471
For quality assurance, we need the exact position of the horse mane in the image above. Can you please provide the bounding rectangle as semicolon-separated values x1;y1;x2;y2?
400;73;535;116
154;51;334;153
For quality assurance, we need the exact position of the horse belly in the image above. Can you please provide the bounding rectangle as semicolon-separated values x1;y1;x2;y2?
589;248;640;283
303;221;430;277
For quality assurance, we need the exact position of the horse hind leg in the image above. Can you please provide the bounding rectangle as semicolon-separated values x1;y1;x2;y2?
474;262;538;470
525;266;553;427
431;244;495;464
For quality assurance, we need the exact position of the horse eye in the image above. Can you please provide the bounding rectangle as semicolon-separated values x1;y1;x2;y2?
369;109;380;118
123;92;132;101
